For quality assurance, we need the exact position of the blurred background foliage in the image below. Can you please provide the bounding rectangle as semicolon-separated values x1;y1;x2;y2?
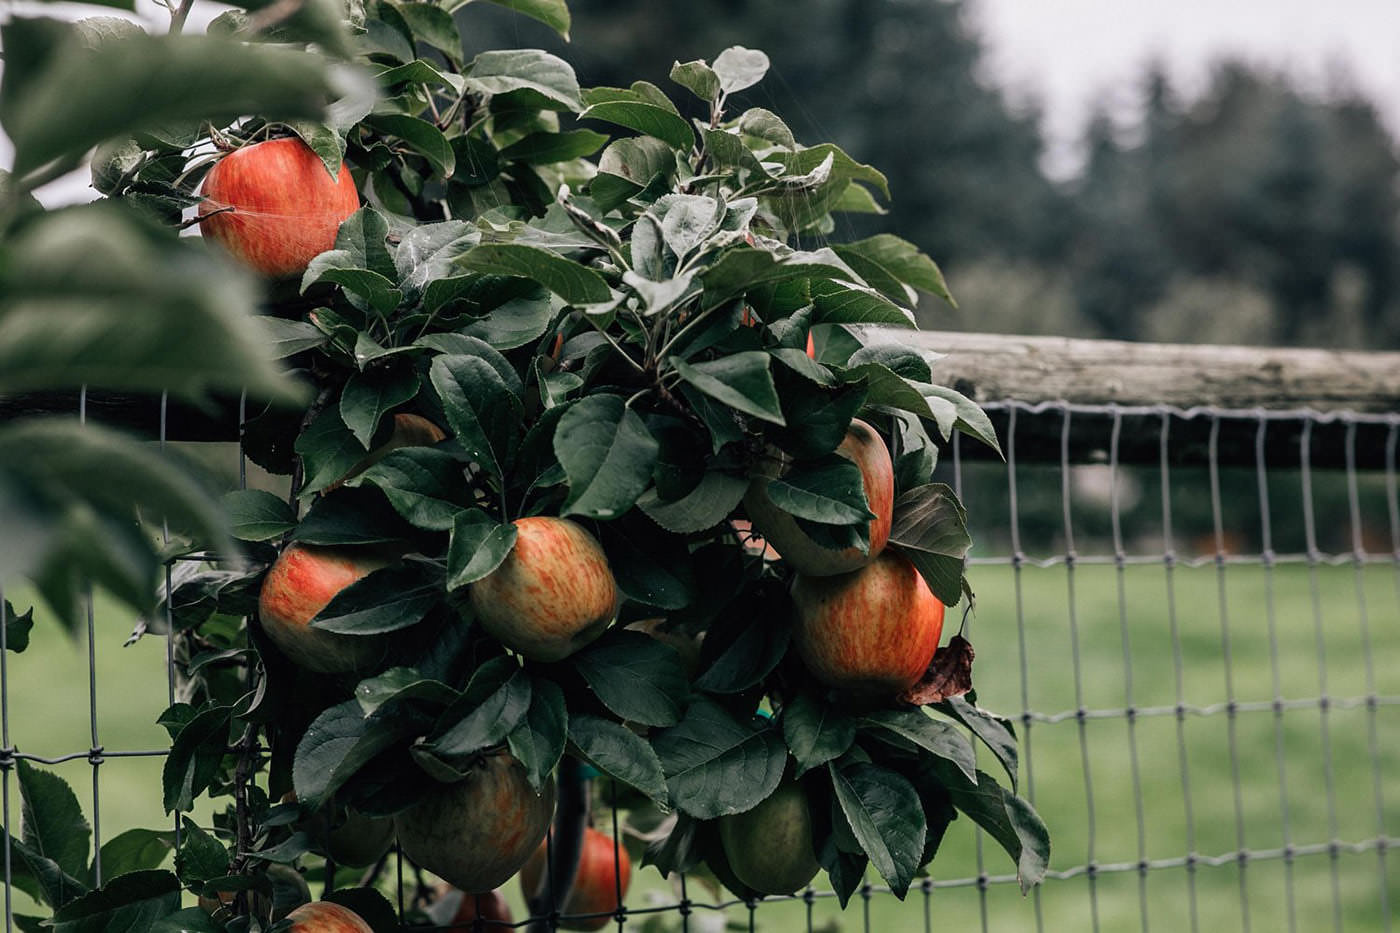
461;0;1400;350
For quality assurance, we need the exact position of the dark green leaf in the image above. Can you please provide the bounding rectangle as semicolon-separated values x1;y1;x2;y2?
935;696;1019;792
295;406;370;497
828;761;925;897
293;699;418;808
393;2;462;59
581;87;694;151
48;869;181;933
838;234;953;305
568;714;668;806
446;511;518;589
921;384;1002;457
499;129;609;164
4;599;34;653
162;706;231;813
339;366;419;447
460;293;556;350
18;760;90;883
428;664;531;759
91;828;173;881
553;395;659;520
311;561;443;634
571;630;689;727
429;353;521;479
935;765;1048;893
363;114;456;177
355;448;468;531
258;317;328;359
763;454;875;525
669;59;720;102
782;692;855;776
457;243;612;304
673;352;784;425
463;0;571;39
888;484;971;607
811;279;914;328
637;470;747;534
652;698;785;819
172;818;228;887
221;489;295;542
292;486;417;546
859;709;977;783
465;49;581;111
507;676;567;791
324;887;399;933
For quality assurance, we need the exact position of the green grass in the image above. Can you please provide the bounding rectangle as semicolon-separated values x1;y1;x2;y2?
5;560;1398;931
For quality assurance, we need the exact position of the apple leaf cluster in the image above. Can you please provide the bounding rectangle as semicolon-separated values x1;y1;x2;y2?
0;0;1050;927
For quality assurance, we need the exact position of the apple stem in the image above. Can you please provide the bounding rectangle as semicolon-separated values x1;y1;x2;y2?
177;207;233;230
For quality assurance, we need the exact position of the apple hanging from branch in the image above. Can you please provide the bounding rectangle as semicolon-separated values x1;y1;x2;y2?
257;543;390;673
520;825;632;931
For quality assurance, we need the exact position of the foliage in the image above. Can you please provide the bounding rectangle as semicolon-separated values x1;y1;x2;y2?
0;0;1047;928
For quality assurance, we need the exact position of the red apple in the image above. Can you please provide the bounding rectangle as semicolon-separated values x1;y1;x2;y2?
436;885;513;929
719;778;820;895
743;419;895;577
396;750;556;894
519;826;631;931
330;413;447;490
469;517;620;662
283;901;374;932
198;136;359;279
791;549;944;695
258;544;390;673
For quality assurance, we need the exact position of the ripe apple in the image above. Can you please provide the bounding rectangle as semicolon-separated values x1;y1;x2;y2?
469;517;620;662
743;419;895;577
519;826;631;931
791;549;944;695
282;901;374;932
198;136;360;279
434;885;513;929
258;543;390;673
395;750;556;894
718;778;820;896
331;413;446;490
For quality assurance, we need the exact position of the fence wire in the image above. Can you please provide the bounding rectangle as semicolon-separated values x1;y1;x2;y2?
1;397;1396;932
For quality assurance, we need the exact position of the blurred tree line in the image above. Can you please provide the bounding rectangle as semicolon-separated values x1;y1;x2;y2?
464;0;1400;349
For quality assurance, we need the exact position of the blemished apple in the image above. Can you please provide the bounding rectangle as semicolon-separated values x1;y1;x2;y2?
198;136;360;279
719;779;820;896
469;517;620;662
791;549;944;695
395;750;556;894
282;901;374;932
520;826;632;931
331;413;446;490
258;543;390;673
743;419;895;577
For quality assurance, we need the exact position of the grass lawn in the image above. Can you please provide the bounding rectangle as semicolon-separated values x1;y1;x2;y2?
4;558;1397;931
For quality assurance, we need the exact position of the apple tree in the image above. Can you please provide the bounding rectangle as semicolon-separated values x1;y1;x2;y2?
1;0;1049;928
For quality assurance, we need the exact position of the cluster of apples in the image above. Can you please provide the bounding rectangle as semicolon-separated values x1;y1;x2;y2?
204;135;949;912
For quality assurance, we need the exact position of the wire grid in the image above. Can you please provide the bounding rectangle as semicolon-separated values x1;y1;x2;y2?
1;396;1397;932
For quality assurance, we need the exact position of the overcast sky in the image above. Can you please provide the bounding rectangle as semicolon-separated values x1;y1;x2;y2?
972;0;1400;177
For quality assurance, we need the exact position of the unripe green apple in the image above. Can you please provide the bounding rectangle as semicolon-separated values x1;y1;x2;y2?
743;419;895;577
395;750;556;893
282;901;374;932
258;544;390;673
519;826;632;931
198;136;360;279
719;779;820;896
792;549;943;695
469;517;620;662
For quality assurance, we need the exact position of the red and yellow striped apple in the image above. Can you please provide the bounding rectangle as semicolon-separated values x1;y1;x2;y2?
257;544;389;673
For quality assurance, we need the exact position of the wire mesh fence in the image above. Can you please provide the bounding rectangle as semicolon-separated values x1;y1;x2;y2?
1;392;1396;932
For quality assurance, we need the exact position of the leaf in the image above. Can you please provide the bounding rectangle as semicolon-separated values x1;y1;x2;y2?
353;668;457;717
282;120;345;178
457;243;612;304
2;27;330;178
429;353;521;480
18;760;90;883
294;406;370;497
465;48;582;111
8;835;88;910
673;352;785;425
324;888;400;933
427;663;532;760
652;698;785;819
293;700;418;809
781;691;855;776
363;114;456;177
654;194;723;262
162;705;231;813
394;2;461;58
354;448;468;531
581;87;694;151
310;561;441;635
669;59;720;102
92;829;174;882
762;454;875;526
461;0;571;38
934;695;1019;792
0;205;301;404
738;107;795;148
859;708;977;784
221;489;295;542
447;511;519;589
172;818;228;887
899;634;975;706
637;470;748;534
569;714;669;806
507;676;567;791
554;395;659;520
571;631;688;727
837;234;953;305
888;484;972;606
692;589;791;694
48;869;181;933
921;383;1002;457
810;279;914;328
292;485;417;546
936;765;1048;893
339;366;419;447
712;46;769;94
499;129;609;164
460;293;556;350
828;761;926;897
258;317;328;359
4;599;34;653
